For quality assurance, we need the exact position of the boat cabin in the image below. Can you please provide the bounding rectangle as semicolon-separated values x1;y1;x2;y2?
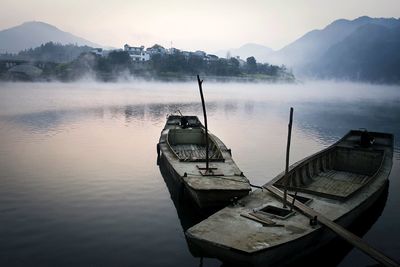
166;115;202;128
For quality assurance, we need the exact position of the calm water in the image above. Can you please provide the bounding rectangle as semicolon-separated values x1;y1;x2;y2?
0;81;399;266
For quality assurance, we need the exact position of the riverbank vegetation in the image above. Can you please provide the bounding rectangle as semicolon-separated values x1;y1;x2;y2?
0;42;295;82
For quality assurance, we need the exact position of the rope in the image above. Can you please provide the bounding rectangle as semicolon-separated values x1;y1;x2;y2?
249;183;264;189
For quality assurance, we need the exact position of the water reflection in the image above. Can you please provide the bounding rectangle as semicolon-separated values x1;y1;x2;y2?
2;99;399;184
124;105;145;122
1;110;72;132
158;161;222;266
0;101;217;135
223;102;238;117
1;96;400;149
294;100;400;146
158;162;214;231
244;101;254;116
0;82;399;266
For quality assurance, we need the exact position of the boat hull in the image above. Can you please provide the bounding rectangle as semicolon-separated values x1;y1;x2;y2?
185;186;250;209
158;115;251;209
187;179;388;266
186;130;394;266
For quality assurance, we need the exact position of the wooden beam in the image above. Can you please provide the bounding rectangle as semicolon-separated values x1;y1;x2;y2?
265;184;399;267
283;107;294;208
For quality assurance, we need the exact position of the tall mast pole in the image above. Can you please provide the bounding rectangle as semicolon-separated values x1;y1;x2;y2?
197;75;209;172
283;107;294;208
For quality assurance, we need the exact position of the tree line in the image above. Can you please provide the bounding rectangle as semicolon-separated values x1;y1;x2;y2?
0;42;295;82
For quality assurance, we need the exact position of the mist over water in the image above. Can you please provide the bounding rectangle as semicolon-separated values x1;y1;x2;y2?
0;81;399;266
1;80;399;116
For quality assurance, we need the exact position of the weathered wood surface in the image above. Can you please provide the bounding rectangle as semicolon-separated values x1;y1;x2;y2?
160;130;250;190
186;130;395;265
274;145;385;200
158;115;251;207
171;144;221;161
240;213;284;227
266;184;399;267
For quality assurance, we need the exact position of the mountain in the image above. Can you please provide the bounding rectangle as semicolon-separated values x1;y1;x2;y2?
12;42;94;63
308;23;400;83
0;21;102;53
215;43;274;63
269;16;400;70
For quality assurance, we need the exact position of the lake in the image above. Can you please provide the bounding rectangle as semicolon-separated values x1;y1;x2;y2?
0;81;399;266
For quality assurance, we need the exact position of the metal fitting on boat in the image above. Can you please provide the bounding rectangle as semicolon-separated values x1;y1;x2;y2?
309;216;318;227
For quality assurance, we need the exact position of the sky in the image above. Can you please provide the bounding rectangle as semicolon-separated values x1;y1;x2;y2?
0;0;399;52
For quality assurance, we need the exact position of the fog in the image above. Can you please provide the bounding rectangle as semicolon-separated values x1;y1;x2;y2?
0;80;399;117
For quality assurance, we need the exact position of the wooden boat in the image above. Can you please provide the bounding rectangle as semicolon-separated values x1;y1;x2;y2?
186;130;395;266
157;114;251;208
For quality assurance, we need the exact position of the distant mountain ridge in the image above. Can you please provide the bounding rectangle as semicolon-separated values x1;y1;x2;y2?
215;17;400;83
308;23;400;83
0;21;102;53
1;17;400;83
268;16;400;68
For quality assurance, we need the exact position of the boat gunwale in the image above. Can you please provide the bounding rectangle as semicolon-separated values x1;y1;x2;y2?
274;146;386;200
270;130;393;199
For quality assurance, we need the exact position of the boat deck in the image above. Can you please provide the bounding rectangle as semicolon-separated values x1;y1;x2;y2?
185;130;394;265
171;144;220;161
296;170;368;199
159;125;250;192
274;145;384;200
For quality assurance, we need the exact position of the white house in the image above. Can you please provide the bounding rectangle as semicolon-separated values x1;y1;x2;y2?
124;44;150;62
146;44;167;55
193;50;206;57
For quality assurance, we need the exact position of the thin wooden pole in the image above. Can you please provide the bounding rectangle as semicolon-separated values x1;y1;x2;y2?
283;107;294;208
197;75;209;172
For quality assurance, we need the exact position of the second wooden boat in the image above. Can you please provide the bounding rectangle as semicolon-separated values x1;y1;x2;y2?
186;130;395;266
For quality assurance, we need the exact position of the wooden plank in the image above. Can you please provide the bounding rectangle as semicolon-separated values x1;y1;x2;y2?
198;169;224;176
249;212;282;225
240;213;284;227
265;185;399;267
196;165;218;170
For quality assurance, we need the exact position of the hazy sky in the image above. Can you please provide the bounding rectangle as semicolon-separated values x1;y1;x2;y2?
1;0;399;52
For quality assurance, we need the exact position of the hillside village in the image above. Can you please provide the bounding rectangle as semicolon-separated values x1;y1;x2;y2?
92;44;244;65
1;16;399;84
0;42;294;82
